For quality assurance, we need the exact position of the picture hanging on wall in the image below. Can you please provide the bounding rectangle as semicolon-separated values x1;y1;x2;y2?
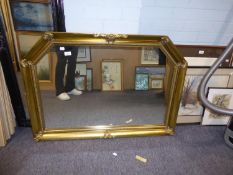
141;47;159;65
177;68;233;124
101;60;123;91
10;1;54;31
202;88;233;125
77;46;91;62
135;73;149;90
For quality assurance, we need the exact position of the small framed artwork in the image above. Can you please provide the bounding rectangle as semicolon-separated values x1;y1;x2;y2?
135;66;165;77
10;1;54;31
135;73;149;90
75;63;87;76
77;46;91;62
101;60;123;91
86;68;93;91
177;68;233;124
201;88;233;125
141;47;159;65
75;75;86;91
184;57;218;67
150;77;164;89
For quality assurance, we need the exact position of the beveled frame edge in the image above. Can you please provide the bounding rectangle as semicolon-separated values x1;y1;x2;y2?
16;32;55;89
15;31;54;81
38;127;174;141
20;60;45;137
21;32;187;141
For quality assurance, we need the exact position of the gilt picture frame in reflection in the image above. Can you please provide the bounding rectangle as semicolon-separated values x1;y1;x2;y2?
101;60;123;91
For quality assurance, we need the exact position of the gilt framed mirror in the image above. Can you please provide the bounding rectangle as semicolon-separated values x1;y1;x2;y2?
20;32;187;141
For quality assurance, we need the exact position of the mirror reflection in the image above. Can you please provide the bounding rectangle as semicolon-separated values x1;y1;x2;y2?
36;45;168;128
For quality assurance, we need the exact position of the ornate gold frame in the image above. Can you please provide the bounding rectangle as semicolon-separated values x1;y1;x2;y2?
0;0;18;69
20;32;187;141
16;31;55;90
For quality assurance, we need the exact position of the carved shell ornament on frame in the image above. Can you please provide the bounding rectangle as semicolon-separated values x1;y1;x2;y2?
43;33;54;41
94;33;128;44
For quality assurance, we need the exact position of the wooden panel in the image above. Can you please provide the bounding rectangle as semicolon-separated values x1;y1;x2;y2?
176;45;233;67
87;46;142;90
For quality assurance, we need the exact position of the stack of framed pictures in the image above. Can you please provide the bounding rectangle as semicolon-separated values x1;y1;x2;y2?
135;47;166;91
177;66;233;124
75;47;92;91
135;66;165;90
141;47;166;65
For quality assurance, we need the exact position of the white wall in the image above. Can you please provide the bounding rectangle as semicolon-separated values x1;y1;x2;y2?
64;0;233;45
64;0;141;34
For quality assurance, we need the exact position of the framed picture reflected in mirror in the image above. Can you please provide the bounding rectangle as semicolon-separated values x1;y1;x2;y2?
77;46;91;62
101;60;123;91
141;47;159;65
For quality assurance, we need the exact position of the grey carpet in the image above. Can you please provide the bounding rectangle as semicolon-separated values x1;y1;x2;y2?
41;91;166;128
0;125;233;175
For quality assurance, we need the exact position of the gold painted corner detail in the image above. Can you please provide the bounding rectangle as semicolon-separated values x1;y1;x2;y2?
20;59;29;68
43;33;54;41
34;132;43;142
161;36;169;44
94;33;128;44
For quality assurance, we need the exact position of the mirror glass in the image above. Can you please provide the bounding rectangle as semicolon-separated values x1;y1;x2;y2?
36;44;168;129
